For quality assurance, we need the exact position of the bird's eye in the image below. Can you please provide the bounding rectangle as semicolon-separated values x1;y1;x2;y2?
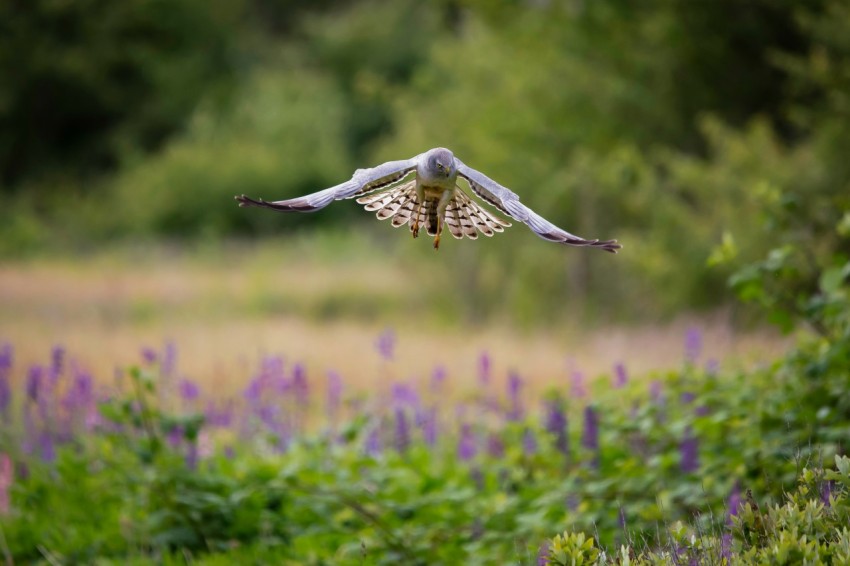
437;163;444;170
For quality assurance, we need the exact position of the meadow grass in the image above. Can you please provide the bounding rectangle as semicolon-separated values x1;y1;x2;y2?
0;240;789;399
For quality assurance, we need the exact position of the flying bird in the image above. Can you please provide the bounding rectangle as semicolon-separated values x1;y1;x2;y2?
235;147;621;252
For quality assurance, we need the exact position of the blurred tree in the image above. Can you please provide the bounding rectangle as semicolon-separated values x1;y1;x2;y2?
0;0;245;192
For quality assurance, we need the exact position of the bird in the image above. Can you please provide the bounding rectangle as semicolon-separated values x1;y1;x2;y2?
235;147;621;253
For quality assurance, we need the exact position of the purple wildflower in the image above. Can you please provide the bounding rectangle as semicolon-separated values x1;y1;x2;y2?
613;363;628;388
649;380;664;404
570;368;587;399
141;347;157;365
375;328;395;361
458;424;477;461
161;341;177;379
365;425;382;457
326;371;342;423
26;366;42;403
0;343;11;374
582;406;599;466
721;533;733;562
705;358;719;375
821;480;833;508
421;408;438;446
0;345;10;420
178;378;200;402
391;382;420;409
204;401;234;428
680;391;695;405
537;541;550;566
51;345;65;379
506;371;524;421
292;363;309;406
39;432;55;463
186;440;198;470
167;426;183;448
478;351;491;387
727;483;742;521
394;408;410;453
0;453;12;515
680;426;699;473
431;365;446;392
684;326;702;364
522;427;537;456
486;433;505;459
544;400;569;456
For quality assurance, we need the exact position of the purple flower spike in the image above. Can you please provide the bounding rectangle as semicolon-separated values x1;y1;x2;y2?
684;326;702;364
421;408;438;446
141;347;157;365
478;352;491;387
39;432;55;463
26;366;43;403
537;541;550;566
186;441;198;470
0;453;13;515
365;425;382;457
162;341;177;379
570;369;587;399
522;427;537;456
506;371;523;421
326;371;342;422
727;483;742;521
458;424;477;461
292;363;309;405
581;406;599;452
179;379;200;402
0;345;11;420
680;426;699;473
375;328;395;361
821;480;833;508
0;344;11;373
431;365;446;392
613;363;628;388
544;400;569;457
391;382;420;409
486;433;505;459
649;380;664;404
51;345;65;379
394;408;410;453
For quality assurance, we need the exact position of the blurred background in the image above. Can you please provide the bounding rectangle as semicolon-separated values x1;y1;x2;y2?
2;0;848;387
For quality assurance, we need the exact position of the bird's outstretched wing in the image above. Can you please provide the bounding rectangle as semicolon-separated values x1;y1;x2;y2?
235;157;419;213
455;159;621;253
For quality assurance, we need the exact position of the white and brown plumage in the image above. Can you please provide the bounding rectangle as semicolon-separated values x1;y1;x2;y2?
235;147;621;252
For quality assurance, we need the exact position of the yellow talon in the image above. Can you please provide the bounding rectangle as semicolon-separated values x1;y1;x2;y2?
433;234;440;250
412;221;419;238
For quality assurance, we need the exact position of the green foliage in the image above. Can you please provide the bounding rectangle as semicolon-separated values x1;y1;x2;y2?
547;532;600;565
0;0;244;190
108;66;354;239
544;456;850;565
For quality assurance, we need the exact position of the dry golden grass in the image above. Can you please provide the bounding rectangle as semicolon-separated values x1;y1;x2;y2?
0;242;791;400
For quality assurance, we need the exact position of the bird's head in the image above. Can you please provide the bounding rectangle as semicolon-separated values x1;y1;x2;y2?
428;147;455;178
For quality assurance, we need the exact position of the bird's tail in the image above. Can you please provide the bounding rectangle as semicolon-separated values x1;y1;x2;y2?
357;180;434;236
443;188;511;240
356;183;511;240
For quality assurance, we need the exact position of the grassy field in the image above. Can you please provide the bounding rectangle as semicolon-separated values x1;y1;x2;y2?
1;240;788;399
